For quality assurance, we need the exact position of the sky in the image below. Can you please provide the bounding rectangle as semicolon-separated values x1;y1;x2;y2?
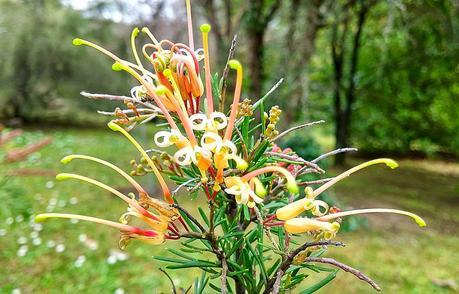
62;0;178;23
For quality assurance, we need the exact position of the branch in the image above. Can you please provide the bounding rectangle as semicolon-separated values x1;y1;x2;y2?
219;34;238;112
305;257;381;291
289;241;345;262
263;241;345;294
265;152;324;173
253;78;284;109
5;137;52;163
271;270;284;294
159;268;177;294
80;91;161;113
272;120;325;141
172;178;199;195
221;256;228;294
97;109;155;116
81;91;131;102
0;129;23;146
172;203;206;233
298;177;334;186
311;148;358;163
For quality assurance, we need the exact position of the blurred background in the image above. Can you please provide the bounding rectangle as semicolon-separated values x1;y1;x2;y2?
0;0;458;293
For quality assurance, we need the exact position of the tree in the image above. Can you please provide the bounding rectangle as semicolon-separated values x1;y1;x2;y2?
281;0;331;122
330;0;376;164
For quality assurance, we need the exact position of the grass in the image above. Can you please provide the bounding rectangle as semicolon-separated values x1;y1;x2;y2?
1;128;458;293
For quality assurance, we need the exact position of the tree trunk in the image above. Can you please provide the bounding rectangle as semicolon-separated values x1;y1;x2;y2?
248;31;264;99
285;0;324;122
333;0;372;165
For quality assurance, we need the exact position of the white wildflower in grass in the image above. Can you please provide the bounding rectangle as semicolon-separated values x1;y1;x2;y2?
32;237;42;246
6;217;14;225
17;245;28;257
55;244;65;253
46;240;56;248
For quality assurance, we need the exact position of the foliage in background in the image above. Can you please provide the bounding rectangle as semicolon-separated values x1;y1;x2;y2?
0;0;458;156
305;0;459;157
0;0;131;124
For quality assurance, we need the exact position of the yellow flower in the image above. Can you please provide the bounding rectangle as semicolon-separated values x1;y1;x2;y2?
276;159;426;238
277;158;399;220
36;213;166;249
284;218;340;237
189;112;228;132
224;176;266;208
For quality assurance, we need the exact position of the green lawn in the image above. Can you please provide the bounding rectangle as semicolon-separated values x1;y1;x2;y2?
1;128;458;293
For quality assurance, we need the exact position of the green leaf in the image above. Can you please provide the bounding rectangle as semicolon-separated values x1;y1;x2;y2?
299;270;338;294
182;167;199;178
169;175;189;184
153;256;188;264
285;274;308;289
267;258;282;277
243;205;251;221
227;269;250;277
209;283;221;293
241;116;250;146
245;229;258;243
226;238;245;258
249;140;270;166
178;209;200;233
166;260;219;269
226;259;244;271
221;231;245;240
245;239;268;285
167;248;194;260
198;207;210;227
197;272;209;294
211;73;221;103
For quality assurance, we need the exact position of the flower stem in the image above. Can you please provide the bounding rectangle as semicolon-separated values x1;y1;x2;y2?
314;158;398;197
317;208;426;227
108;122;173;203
61;154;146;194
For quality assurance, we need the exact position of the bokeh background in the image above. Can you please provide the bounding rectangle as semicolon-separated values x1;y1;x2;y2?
1;0;458;293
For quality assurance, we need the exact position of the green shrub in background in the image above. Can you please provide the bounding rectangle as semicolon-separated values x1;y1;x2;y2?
0;1;131;125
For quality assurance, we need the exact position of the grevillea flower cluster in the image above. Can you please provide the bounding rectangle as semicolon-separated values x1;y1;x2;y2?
36;1;426;292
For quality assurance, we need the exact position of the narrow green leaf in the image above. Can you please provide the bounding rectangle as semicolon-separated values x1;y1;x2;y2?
300;270;338;294
166;261;219;269
243;205;250;221
267;258;282;277
226;238;245;258
245;239;268;285
198;207;210;227
168;248;194;260
250;140;270;165
242;116;250;145
153;256;188;264
209;283;221;292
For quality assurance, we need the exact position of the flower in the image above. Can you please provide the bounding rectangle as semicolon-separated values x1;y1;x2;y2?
35;124;184;249
189;112;228;132
284;218;340;238
224;177;266;208
225;165;298;207
35;213;166;249
276;158;426;241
